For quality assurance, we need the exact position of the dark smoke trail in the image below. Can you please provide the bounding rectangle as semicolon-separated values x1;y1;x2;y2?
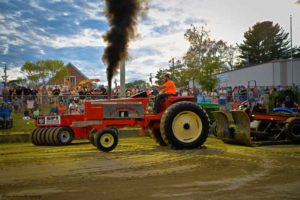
102;0;141;97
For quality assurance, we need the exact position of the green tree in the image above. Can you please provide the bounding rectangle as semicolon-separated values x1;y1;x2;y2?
126;80;149;88
238;21;290;65
183;25;224;92
222;44;241;70
195;57;222;92
168;58;188;87
155;68;169;86
21;59;66;87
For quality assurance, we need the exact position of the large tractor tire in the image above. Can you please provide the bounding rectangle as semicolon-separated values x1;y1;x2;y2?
45;127;59;146
44;128;53;146
52;127;74;146
286;120;300;143
49;127;60;145
37;128;47;146
31;128;41;145
39;128;49;145
94;128;118;152
34;128;44;145
160;101;209;149
89;128;97;146
149;128;168;146
59;127;74;145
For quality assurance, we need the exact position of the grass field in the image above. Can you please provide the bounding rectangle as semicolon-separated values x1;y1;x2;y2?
0;104;50;135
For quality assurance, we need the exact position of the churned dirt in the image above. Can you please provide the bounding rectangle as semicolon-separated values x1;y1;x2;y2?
0;136;300;200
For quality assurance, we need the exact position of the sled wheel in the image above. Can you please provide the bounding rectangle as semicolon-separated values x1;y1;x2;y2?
149;128;168;146
95;129;118;152
160;101;209;149
31;128;40;145
286;120;300;143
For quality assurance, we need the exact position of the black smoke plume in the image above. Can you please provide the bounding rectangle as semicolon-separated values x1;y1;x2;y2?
102;0;141;97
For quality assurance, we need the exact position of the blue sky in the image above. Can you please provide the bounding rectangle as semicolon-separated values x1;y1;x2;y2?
0;0;300;85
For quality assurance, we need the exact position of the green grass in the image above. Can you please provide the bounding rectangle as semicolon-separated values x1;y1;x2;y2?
0;113;35;135
0;104;50;135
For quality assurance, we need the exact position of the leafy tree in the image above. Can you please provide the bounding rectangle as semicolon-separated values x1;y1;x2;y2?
238;21;290;65
183;25;224;92
21;59;66;87
125;80;149;88
168;58;188;87
195;57;222;92
222;44;241;70
155;68;169;86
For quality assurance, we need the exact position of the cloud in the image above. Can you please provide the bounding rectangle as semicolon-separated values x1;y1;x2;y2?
3;44;9;55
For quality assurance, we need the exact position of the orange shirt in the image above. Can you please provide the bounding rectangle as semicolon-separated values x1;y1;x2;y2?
57;104;67;114
164;80;176;95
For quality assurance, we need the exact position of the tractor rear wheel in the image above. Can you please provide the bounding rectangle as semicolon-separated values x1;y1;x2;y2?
160;101;209;149
149;128;167;146
31;128;40;145
36;128;46;145
35;128;43;145
89;128;97;146
57;127;74;145
94;128;118;152
49;127;59;145
44;128;53;146
286;120;300;143
39;128;49;146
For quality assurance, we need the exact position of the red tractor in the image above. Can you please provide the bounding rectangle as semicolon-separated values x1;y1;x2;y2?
31;92;210;152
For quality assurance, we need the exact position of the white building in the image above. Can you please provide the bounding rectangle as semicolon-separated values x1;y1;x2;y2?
188;59;298;90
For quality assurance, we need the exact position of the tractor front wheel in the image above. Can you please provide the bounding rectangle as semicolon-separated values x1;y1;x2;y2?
95;129;118;152
160;101;209;149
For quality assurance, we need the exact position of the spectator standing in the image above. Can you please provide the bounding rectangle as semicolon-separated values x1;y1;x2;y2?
57;101;67;114
26;97;35;115
68;100;79;114
49;102;58;115
0;103;12;127
12;97;21;113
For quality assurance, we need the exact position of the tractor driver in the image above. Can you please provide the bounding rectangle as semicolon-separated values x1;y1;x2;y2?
153;74;177;113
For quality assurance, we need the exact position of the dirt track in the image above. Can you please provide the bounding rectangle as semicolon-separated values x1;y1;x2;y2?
0;136;300;200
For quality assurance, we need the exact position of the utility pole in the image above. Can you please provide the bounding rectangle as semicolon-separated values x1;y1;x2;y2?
169;57;175;79
149;73;153;85
1;63;8;87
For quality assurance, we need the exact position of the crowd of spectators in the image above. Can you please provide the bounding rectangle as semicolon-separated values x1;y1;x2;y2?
194;85;300;112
